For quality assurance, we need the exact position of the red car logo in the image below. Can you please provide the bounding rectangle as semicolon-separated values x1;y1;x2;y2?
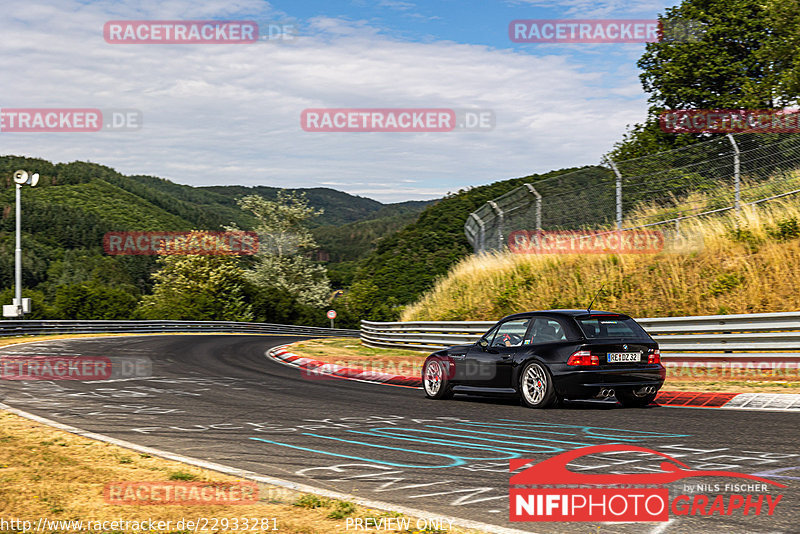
510;444;787;487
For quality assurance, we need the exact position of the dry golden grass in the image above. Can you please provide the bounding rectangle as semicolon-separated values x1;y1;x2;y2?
0;410;483;534
402;199;800;321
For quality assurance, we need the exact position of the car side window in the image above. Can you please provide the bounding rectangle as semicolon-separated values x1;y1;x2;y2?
528;318;567;345
481;325;500;345
491;319;531;347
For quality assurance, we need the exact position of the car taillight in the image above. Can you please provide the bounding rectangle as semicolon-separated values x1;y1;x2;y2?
648;349;661;364
567;350;599;366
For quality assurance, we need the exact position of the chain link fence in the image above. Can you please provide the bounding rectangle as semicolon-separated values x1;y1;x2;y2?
466;132;800;253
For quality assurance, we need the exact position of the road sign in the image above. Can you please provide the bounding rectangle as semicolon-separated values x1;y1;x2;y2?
327;310;337;319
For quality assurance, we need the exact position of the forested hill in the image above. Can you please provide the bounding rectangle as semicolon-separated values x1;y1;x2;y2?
343;166;599;320
0;156;423;231
0;155;432;320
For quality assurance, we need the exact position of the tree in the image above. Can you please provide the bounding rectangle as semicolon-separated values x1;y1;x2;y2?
762;0;800;100
136;233;253;320
610;0;791;160
236;191;331;308
54;282;138;319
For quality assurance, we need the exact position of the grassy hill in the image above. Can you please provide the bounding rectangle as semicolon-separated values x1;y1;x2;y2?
401;195;800;321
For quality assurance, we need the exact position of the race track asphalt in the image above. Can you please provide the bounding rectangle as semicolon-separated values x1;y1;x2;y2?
0;335;798;534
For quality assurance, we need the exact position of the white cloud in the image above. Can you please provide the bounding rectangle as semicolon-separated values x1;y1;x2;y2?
0;1;650;203
507;0;674;18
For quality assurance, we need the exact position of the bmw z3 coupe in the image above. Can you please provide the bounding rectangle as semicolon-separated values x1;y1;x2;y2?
421;310;665;408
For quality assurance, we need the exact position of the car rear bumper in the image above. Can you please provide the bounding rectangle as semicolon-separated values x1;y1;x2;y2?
552;364;666;398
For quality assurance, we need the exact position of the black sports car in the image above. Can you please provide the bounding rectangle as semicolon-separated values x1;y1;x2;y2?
421;310;665;408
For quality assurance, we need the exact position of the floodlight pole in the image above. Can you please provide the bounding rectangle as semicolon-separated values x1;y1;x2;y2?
4;170;39;318
14;182;22;316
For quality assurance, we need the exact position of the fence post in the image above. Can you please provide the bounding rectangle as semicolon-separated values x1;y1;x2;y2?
469;213;486;253
606;158;623;230
524;184;542;252
727;133;741;214
488;201;504;250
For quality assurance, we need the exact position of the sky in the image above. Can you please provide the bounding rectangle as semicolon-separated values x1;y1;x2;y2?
1;0;681;203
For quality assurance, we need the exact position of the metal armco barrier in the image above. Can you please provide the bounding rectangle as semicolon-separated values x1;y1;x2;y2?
0;320;359;338
361;311;800;364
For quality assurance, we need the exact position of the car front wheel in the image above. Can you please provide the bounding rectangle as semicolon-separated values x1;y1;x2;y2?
519;361;558;408
423;359;453;400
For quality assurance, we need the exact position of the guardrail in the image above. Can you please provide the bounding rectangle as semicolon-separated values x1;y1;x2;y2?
0;320;359;338
361;312;800;364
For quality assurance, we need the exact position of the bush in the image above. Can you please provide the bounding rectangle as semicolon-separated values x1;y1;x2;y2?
53;282;139;319
767;217;800;241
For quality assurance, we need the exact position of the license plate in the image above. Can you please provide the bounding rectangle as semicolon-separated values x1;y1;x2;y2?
607;352;641;363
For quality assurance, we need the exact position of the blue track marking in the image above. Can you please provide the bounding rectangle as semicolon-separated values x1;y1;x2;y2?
249;419;691;469
361;426;587;451
250;435;471;469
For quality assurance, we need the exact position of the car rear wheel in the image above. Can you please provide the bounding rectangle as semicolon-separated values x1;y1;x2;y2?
519;361;558;408
423;359;453;400
619;390;657;408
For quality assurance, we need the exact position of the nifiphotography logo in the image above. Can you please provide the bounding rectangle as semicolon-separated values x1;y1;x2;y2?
509;444;785;522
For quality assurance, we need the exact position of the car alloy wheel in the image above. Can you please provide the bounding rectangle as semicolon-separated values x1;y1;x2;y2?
424;360;442;395
520;361;556;408
423;359;453;400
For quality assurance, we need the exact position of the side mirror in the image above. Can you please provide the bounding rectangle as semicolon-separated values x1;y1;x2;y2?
479;339;489;349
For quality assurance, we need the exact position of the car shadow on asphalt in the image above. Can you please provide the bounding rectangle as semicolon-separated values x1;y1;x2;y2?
449;395;662;410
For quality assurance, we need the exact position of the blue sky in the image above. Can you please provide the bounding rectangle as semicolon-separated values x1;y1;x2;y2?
1;0;681;202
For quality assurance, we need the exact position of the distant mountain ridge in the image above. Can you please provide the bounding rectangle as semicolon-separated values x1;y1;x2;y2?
0;156;430;231
0;155;433;295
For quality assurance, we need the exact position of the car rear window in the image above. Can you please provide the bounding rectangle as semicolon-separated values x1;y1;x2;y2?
575;315;651;340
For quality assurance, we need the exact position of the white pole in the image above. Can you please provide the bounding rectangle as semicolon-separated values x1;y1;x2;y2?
14;183;22;317
606;158;623;231
727;134;741;214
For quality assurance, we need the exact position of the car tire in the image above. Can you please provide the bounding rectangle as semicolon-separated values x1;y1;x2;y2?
619;390;657;408
519;361;558;408
422;359;453;400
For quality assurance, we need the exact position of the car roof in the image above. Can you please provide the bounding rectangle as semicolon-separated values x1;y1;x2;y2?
500;309;629;321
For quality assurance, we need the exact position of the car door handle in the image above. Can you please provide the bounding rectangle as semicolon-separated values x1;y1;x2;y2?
501;354;512;360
